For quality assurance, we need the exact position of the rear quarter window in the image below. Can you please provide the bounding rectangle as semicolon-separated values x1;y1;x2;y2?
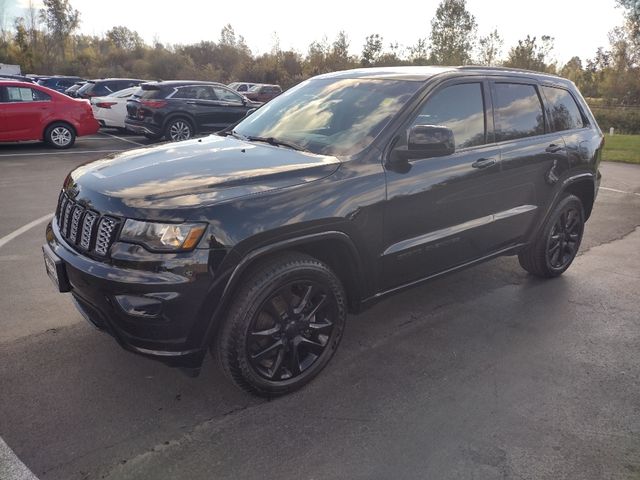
541;86;585;132
494;83;545;142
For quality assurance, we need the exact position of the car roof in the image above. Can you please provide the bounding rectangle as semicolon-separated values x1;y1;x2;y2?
314;66;569;85
142;80;226;88
86;78;147;83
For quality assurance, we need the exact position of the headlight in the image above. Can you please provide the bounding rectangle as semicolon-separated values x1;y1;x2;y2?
120;219;206;252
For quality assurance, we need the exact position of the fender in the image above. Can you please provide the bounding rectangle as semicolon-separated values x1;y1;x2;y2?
528;171;596;243
198;230;366;350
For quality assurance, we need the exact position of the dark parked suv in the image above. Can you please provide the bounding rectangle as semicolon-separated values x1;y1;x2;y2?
76;78;147;99
125;81;261;141
44;67;603;396
37;76;85;93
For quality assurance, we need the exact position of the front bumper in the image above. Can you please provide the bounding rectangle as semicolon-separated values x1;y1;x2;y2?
44;219;218;369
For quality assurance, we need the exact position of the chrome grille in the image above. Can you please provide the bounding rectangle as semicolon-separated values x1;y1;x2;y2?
80;211;98;250
95;217;118;256
55;192;119;257
69;205;84;243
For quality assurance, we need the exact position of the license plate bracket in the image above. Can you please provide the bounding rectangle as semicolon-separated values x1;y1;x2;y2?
42;244;71;293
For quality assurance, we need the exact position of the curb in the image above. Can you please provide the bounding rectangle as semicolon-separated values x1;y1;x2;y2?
0;437;39;480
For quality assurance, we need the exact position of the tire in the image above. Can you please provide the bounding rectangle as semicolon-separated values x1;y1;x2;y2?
518;194;585;278
45;122;75;149
164;118;193;142
215;252;347;397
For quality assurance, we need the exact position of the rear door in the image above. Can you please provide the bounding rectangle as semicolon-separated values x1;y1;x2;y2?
0;85;52;141
490;79;569;245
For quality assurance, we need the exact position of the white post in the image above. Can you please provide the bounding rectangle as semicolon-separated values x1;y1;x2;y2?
609;127;615;135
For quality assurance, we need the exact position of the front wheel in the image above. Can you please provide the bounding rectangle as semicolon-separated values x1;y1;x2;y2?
215;252;346;397
45;122;76;149
518;194;585;278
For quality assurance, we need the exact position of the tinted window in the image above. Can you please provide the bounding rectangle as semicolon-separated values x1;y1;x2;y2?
5;87;50;102
494;83;545;142
542;86;584;132
237;85;248;92
234;78;422;156
213;86;242;103
173;85;216;100
412;83;485;149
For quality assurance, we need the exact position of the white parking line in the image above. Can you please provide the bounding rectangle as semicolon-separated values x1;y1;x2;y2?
601;186;640;197
0;436;39;480
0;214;53;250
0;149;125;157
100;131;146;146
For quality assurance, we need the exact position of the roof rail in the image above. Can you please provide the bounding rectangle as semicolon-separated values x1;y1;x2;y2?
456;65;561;78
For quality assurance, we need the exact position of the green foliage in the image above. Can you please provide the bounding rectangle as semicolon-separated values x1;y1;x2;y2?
592;107;640;134
361;34;383;66
602;134;640;163
504;35;556;72
477;29;503;66
429;0;477;65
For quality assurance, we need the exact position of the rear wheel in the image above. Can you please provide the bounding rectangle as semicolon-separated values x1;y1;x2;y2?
215;252;346;397
518;194;584;278
165;118;193;142
45;122;75;149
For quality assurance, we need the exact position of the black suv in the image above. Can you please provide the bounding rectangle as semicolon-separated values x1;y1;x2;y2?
37;76;85;93
125;81;261;141
44;67;603;396
76;78;147;99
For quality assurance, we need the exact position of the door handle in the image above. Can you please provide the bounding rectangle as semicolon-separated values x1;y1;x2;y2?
546;143;563;153
471;158;496;169
186;101;198;105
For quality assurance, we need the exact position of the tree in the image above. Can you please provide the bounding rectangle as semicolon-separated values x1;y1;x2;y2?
106;26;143;51
429;0;477;65
504;35;555;72
408;38;429;65
361;33;383;66
40;0;80;61
617;0;640;48
477;29;503;66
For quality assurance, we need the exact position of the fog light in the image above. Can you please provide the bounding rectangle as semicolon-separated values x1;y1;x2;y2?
114;295;163;318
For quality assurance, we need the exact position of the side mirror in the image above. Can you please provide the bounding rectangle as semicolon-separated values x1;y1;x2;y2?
406;125;455;157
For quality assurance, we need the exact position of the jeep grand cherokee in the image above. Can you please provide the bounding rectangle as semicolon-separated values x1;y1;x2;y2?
43;66;603;397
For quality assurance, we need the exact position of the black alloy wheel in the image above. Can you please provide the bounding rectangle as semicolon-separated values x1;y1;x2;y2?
247;281;336;381
546;206;582;270
518;194;585;278
216;252;346;397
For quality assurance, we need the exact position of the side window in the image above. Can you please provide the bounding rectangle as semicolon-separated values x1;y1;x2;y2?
32;89;51;101
494;83;545;142
213;86;242;103
411;82;486;149
541;86;585;132
5;87;49;102
237;84;247;92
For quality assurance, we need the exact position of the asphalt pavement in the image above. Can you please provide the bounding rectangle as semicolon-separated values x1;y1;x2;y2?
0;134;639;479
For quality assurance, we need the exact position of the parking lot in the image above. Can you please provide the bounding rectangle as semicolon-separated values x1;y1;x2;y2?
0;133;639;480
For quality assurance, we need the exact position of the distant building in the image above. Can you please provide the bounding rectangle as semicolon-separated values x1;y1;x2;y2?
0;64;21;75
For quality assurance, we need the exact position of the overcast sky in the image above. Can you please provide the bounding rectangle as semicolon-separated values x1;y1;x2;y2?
6;0;627;65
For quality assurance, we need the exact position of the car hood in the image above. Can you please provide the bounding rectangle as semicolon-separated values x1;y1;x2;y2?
66;134;341;219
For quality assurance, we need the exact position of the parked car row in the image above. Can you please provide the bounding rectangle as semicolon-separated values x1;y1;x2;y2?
1;75;283;148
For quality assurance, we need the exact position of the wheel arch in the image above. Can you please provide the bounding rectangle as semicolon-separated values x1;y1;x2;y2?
43;120;76;139
563;175;595;220
162;112;197;133
201;231;366;349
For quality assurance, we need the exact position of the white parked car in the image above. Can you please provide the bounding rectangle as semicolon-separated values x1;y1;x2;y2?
91;86;140;129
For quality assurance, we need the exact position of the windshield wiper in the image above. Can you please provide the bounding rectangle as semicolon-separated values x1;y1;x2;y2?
243;135;309;153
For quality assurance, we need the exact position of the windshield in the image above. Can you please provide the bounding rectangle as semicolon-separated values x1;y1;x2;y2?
233;78;421;156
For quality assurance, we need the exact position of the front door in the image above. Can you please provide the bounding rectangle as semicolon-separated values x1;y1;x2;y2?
380;79;506;291
0;86;51;141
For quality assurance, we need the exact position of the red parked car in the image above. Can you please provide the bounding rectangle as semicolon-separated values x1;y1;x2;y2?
0;80;99;149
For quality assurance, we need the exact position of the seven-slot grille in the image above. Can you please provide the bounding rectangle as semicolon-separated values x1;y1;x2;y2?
55;192;120;256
